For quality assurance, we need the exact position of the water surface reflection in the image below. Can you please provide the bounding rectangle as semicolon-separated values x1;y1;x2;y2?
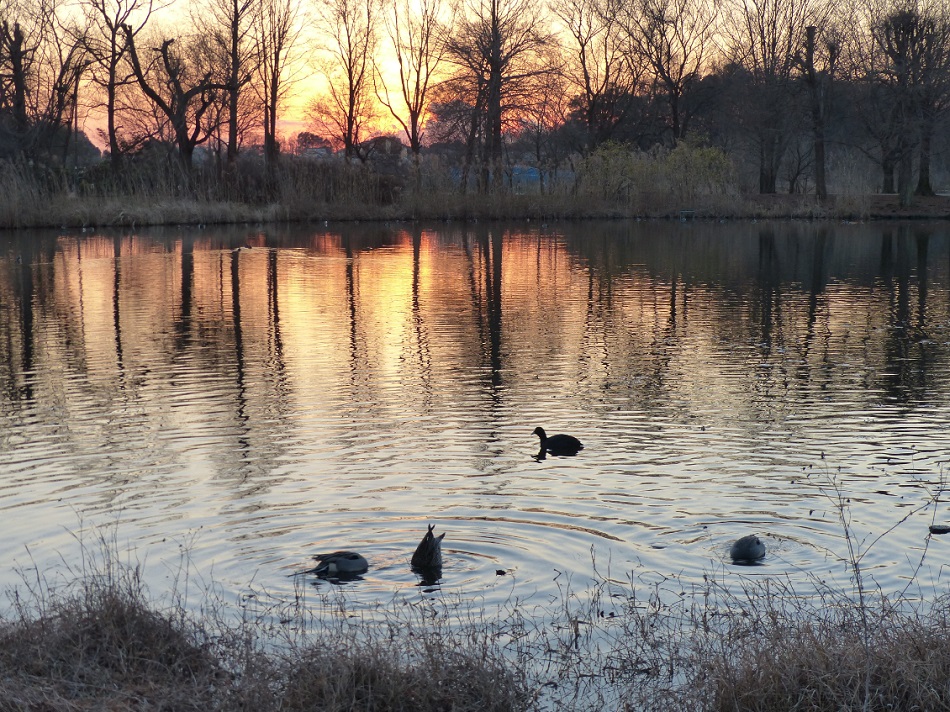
1;221;949;612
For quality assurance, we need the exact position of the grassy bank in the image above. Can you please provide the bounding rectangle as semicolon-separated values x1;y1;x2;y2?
8;144;950;231
4;536;950;711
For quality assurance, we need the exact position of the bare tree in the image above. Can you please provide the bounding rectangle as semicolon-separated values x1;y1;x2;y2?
913;6;950;196
0;0;89;160
82;0;161;167
310;0;379;162
442;0;552;192
621;0;717;144
795;24;839;199
871;3;950;203
840;1;903;193
872;2;950;199
376;0;448;167
122;22;230;170
722;0;831;193
550;0;641;150
194;0;257;167
515;62;570;190
252;0;301;169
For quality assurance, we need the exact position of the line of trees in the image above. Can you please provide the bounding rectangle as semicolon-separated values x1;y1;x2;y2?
1;0;950;202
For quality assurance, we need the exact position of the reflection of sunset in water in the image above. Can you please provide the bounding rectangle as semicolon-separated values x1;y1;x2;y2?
1;222;950;616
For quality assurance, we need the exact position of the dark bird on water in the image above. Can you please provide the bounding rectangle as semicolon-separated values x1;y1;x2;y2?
729;534;766;563
309;551;369;577
411;524;445;569
533;427;584;456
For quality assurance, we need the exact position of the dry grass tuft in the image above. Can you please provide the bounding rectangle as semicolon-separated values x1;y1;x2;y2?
0;566;221;710
278;637;524;712
693;588;950;712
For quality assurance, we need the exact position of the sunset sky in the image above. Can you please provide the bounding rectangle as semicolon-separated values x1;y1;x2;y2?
78;0;416;150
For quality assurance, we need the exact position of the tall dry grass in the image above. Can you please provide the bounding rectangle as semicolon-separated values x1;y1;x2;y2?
3;140;935;230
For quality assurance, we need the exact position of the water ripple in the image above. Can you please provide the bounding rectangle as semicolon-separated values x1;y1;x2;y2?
2;223;950;615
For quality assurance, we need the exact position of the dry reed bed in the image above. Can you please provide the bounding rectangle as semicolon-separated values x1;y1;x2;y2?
4;146;944;230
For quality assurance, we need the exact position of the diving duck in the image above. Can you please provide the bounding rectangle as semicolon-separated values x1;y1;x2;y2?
533;427;584;456
729;534;766;563
411;524;445;569
309;551;369;577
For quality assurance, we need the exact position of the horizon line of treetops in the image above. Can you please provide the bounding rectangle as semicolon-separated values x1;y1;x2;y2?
2;0;949;204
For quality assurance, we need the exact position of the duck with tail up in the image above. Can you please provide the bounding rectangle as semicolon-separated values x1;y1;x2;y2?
411;524;445;569
533;427;584;457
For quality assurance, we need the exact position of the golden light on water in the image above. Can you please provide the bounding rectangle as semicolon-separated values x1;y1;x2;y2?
2;224;949;622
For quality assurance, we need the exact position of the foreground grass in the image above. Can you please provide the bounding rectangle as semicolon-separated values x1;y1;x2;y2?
0;556;528;711
3;546;950;712
2;472;945;711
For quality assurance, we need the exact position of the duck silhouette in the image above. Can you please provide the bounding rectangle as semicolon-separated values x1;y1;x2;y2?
533;427;584;457
308;551;369;577
729;534;766;563
411;524;445;569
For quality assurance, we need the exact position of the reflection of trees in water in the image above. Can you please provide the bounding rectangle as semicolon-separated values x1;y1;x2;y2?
579;246;681;412
877;229;935;404
112;236;125;371
1;236;38;402
336;225;438;413
343;235;364;392
3;222;950;453
560;221;949;411
756;228;779;352
407;228;433;410
462;226;503;397
230;245;251;453
0;230;301;498
793;228;831;395
266;246;288;403
222;232;293;481
176;237;194;348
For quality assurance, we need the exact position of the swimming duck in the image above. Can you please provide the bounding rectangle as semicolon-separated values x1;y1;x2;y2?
411;524;445;569
533;427;584;456
309;551;369;577
729;534;766;563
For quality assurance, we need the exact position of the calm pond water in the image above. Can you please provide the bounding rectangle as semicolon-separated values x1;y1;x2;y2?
2;220;950;615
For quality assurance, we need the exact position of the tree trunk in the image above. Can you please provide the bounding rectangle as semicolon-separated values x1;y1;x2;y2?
227;1;240;168
898;147;913;207
802;27;829;200
263;49;280;173
882;158;895;193
813;131;826;199
669;88;681;144
486;74;503;191
915;116;934;196
759;137;780;194
486;0;504;192
107;58;122;168
6;23;29;138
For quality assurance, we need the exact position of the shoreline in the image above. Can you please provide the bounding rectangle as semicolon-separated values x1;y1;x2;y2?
6;193;950;232
3;550;949;712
